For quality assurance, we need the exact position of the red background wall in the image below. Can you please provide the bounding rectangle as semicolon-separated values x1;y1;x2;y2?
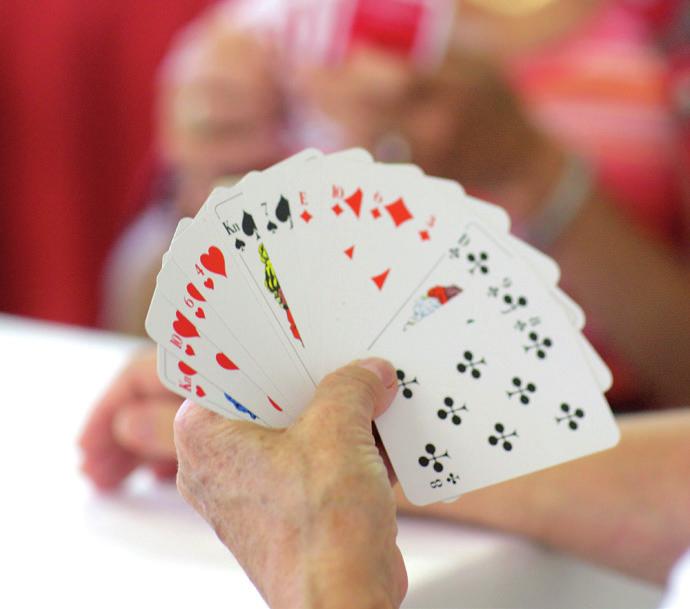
0;0;211;327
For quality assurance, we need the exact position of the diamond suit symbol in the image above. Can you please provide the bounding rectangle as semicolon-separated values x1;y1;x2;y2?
372;269;391;290
385;198;413;227
345;189;363;217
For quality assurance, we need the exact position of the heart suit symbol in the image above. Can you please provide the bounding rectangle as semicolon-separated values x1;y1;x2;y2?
200;246;227;277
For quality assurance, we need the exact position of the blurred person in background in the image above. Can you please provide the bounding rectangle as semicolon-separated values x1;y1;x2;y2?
103;0;690;411
83;0;690;587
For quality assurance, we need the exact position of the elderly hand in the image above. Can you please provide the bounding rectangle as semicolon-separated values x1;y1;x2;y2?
79;347;180;489
175;358;407;609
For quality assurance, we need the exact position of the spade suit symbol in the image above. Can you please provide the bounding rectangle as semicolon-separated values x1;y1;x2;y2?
242;211;258;238
275;195;293;227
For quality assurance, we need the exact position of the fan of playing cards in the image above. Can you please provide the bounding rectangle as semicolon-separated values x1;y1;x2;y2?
145;148;620;506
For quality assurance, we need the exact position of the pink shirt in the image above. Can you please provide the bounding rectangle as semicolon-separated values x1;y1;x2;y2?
510;0;689;408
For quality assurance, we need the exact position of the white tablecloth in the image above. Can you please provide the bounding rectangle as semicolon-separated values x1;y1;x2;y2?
0;314;664;608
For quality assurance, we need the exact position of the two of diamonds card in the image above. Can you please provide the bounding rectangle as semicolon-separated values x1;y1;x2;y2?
145;148;620;506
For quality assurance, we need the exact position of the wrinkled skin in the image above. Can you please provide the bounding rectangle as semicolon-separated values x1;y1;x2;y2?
175;358;407;609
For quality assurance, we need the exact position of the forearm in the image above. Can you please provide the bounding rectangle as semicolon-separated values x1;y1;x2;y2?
398;409;690;584
551;190;690;405
269;577;395;609
256;505;403;609
487;134;690;405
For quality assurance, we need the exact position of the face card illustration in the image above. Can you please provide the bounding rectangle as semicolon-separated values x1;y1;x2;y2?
166;213;314;394
206;149;375;380
302;166;478;377
366;218;604;389
198;150;353;381
210;192;313;378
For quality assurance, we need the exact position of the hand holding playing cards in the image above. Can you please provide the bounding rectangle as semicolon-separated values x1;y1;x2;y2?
146;148;619;505
175;358;408;609
80;348;179;489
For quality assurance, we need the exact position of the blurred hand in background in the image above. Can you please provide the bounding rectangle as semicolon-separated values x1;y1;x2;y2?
299;44;558;222
104;0;690;411
80;347;179;489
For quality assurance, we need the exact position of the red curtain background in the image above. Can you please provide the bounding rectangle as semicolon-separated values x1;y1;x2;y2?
0;0;685;329
0;0;210;327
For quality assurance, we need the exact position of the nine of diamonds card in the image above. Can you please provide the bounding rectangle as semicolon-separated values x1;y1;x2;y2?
145;148;620;506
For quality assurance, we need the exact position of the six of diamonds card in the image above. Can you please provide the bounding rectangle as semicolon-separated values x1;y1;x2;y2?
145;148;620;506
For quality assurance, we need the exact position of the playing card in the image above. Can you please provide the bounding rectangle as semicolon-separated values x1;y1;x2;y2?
232;0;456;68
377;315;618;504
370;219;619;504
258;157;472;379
146;281;290;426
157;346;249;422
154;259;290;399
203;149;374;379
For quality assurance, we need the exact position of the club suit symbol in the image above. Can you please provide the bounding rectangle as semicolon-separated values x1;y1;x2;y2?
507;377;537;405
418;443;450;473
396;369;418;399
488;423;518;451
456;351;486;379
437;397;468;426
467;251;489;274
501;292;528;314
446;473;460;485
556;403;585;430
523;331;553;359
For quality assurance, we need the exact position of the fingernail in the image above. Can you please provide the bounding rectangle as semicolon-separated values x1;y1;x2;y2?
354;358;398;389
176;399;194;421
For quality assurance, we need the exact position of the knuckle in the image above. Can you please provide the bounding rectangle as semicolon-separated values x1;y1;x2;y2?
318;366;382;409
176;472;205;517
175;470;193;505
173;402;213;453
172;409;193;451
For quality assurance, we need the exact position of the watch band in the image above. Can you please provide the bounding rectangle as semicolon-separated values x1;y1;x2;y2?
525;154;595;250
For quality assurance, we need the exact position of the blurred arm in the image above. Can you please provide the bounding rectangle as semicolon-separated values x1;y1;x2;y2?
551;185;690;406
398;408;690;585
510;140;690;407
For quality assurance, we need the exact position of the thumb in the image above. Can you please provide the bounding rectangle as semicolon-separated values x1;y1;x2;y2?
113;400;179;461
303;358;399;436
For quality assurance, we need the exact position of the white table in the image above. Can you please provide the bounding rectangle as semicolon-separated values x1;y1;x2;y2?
0;314;665;608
